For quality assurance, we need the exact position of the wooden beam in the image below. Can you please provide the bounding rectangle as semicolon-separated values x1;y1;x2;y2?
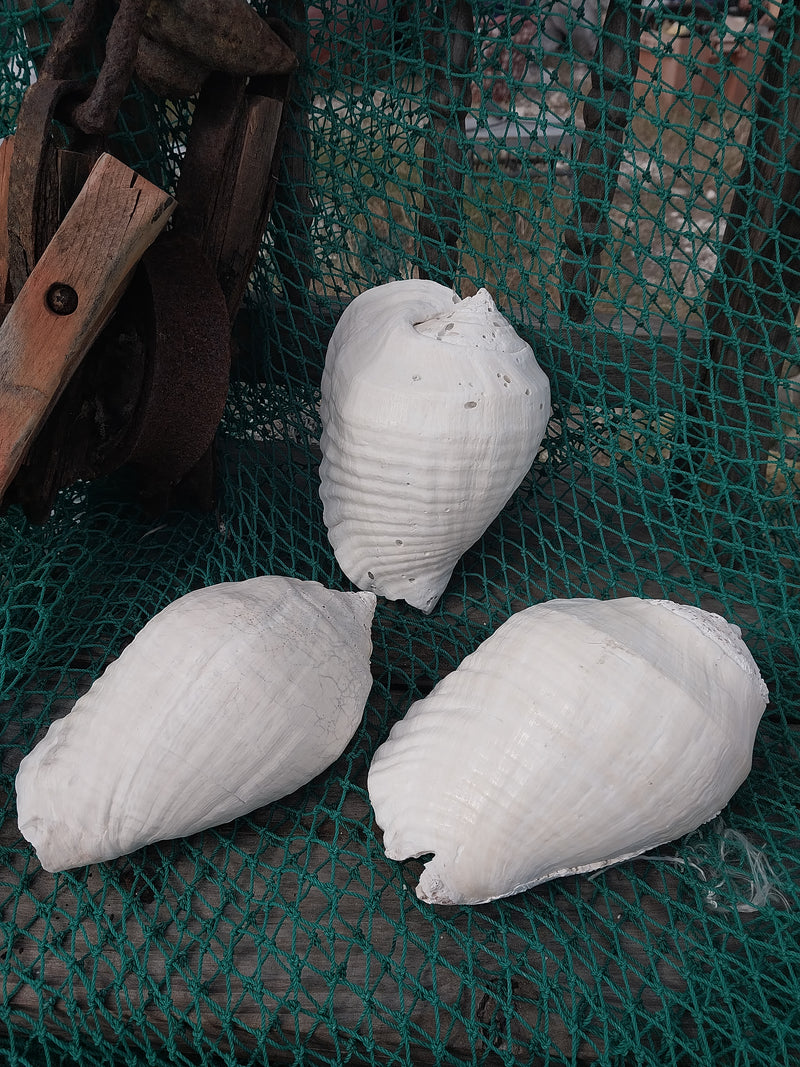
561;0;643;322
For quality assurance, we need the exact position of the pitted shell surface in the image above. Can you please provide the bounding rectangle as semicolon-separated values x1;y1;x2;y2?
319;279;551;612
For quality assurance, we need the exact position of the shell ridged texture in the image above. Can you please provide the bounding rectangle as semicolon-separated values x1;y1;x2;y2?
319;280;551;612
16;577;376;873
367;597;769;905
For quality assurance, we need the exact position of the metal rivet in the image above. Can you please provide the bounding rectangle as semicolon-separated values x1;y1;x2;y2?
46;283;79;315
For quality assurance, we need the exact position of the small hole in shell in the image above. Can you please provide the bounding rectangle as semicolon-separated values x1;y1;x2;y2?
464;401;477;409
367;571;375;580
395;539;403;545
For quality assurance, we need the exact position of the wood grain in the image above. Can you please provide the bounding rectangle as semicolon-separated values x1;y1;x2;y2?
0;152;175;497
0;136;12;305
174;72;290;320
216;91;288;317
561;0;643;322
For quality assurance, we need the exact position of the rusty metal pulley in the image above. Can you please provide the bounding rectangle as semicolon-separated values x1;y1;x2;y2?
0;0;297;521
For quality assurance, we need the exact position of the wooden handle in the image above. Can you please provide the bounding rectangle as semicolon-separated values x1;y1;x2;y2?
0;152;175;499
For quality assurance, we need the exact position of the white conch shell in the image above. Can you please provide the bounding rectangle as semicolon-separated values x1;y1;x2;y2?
16;577;376;873
368;597;769;905
318;279;551;613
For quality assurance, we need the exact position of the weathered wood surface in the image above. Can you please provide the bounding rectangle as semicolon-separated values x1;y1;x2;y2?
173;70;291;319
418;0;475;285
0;152;174;498
0;759;702;1066
699;2;800;472
0;137;12;306
561;0;643;322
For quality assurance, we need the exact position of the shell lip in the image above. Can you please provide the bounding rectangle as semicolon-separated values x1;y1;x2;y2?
411;808;731;906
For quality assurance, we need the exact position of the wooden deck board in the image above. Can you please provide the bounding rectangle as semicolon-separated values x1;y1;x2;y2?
1;768;707;1065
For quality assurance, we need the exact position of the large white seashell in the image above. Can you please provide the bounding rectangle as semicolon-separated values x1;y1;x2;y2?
368;597;769;905
16;577;376;873
318;279;551;613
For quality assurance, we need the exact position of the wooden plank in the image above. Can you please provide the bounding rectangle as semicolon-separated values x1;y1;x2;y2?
418;0;475;285
0;760;700;1066
172;67;291;320
698;2;800;475
172;74;249;269
0;136;12;305
0;152;175;498
561;0;643;322
215;91;287;316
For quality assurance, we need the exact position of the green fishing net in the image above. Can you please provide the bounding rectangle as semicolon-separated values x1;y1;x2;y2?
1;1;799;1064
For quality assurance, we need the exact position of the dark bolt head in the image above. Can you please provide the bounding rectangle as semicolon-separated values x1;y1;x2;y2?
46;283;79;315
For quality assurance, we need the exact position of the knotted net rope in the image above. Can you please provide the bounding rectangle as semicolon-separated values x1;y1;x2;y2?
1;2;798;1064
